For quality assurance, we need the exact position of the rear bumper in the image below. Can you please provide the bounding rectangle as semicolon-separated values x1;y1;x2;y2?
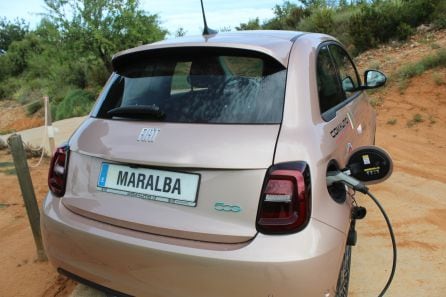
42;192;346;297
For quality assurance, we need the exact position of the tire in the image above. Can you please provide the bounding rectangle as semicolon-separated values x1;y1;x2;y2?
335;245;352;297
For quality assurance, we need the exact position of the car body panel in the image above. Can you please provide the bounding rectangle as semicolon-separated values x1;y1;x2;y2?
69;118;280;169
113;30;302;68
63;152;270;243
42;193;344;297
274;34;375;234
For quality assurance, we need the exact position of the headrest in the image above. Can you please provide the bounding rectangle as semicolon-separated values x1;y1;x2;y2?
189;57;225;89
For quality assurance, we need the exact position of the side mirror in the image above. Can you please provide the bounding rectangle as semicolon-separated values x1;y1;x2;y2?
345;146;393;185
363;70;387;89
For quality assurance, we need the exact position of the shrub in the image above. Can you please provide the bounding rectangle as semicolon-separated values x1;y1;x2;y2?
299;8;336;35
396;23;414;41
387;118;397;125
55;88;95;120
397;49;446;80
348;0;439;53
26;99;43;115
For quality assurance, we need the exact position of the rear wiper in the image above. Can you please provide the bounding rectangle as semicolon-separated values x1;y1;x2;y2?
107;105;165;120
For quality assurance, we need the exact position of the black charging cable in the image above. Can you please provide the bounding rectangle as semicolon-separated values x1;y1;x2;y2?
363;189;397;297
327;171;396;296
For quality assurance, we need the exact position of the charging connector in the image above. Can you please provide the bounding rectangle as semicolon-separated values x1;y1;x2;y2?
326;170;369;193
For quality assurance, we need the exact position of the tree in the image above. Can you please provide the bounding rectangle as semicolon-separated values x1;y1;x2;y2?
236;18;262;31
43;0;167;73
0;18;29;51
175;27;187;37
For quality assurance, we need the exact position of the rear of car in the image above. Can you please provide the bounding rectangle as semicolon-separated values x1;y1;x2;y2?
42;31;372;297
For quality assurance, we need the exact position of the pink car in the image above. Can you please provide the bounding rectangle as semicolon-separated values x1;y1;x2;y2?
42;30;386;297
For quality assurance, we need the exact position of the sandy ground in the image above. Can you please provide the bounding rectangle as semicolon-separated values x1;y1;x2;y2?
0;30;445;297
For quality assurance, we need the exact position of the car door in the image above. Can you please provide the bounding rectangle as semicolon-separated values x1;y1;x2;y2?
327;43;375;149
316;43;374;168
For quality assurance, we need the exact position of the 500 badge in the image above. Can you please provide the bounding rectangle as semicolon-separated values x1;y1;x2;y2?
214;202;242;213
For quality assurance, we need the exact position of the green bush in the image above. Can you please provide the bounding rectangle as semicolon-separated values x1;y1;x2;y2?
55;88;95;120
349;2;402;52
432;0;446;28
26;99;43;115
396;23;414;41
0;77;20;100
397;49;446;80
400;0;437;27
299;8;336;35
348;0;440;53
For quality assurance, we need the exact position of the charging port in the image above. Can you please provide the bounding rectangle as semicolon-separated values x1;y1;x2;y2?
327;161;347;203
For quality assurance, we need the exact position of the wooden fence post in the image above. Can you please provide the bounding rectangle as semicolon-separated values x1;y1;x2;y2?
8;134;47;261
45;96;56;156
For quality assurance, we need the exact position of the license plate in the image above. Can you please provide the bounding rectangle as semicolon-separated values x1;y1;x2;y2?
97;163;200;207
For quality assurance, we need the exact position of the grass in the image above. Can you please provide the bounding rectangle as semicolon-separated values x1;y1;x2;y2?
432;72;445;86
431;43;441;50
407;113;424;127
2;168;16;175
398;79;409;94
387;118;397;125
0;128;15;135
429;115;437;124
0;162;16;176
369;96;383;108
0;162;14;168
397;49;446;81
368;60;381;70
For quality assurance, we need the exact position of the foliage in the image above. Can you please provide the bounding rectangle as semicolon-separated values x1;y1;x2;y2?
407;113;424;127
387;118;397;125
237;0;444;55
236;18;262;31
26;99;44;115
397;49;446;80
432;0;446;28
43;0;167;72
299;7;336;35
348;0;437;52
55;88;96;120
0;0;167;118
0;18;29;51
175;27;187;37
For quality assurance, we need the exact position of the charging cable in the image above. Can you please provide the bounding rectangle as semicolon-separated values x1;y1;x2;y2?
327;171;397;297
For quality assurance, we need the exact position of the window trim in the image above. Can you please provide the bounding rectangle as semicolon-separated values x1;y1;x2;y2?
316;41;363;122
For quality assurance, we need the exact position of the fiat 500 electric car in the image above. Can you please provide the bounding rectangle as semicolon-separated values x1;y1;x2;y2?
42;30;386;297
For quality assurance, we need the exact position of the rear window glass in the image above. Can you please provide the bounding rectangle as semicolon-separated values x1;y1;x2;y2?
96;48;287;124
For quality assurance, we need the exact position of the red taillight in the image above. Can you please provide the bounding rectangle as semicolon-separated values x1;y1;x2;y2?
48;145;69;197
256;162;311;234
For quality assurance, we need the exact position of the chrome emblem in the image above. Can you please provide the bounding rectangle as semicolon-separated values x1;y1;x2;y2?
214;202;242;213
137;128;160;142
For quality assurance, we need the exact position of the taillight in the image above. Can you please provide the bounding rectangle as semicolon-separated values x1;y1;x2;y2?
256;161;311;234
48;145;69;197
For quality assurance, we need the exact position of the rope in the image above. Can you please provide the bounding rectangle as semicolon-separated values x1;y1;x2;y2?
27;97;49;168
0;99;44;110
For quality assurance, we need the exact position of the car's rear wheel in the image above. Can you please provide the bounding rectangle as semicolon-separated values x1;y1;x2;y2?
335;245;352;297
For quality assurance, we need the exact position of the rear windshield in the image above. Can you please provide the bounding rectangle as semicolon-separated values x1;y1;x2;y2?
96;48;287;124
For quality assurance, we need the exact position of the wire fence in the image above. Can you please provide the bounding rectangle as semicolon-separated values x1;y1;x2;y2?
0;99;44;110
27;97;49;168
1;96;52;168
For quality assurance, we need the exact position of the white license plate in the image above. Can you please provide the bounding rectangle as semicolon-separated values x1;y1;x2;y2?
97;163;200;207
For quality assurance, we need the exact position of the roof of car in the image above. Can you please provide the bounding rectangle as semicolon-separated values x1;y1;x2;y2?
113;30;309;67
